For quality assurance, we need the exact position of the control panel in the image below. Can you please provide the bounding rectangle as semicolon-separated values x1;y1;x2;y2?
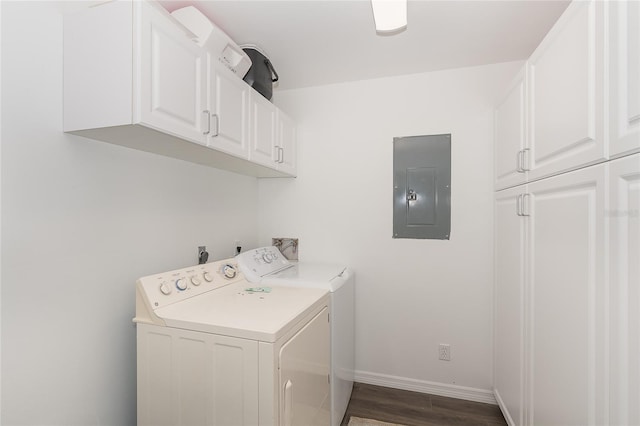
136;259;243;311
236;246;293;283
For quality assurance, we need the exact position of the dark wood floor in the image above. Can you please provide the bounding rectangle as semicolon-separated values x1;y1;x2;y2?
340;383;507;426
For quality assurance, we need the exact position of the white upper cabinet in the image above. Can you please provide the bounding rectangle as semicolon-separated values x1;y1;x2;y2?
609;1;640;158
64;0;296;178
139;2;206;144
248;92;277;168
527;0;606;181
276;110;297;176
207;58;250;158
248;93;297;177
495;66;528;190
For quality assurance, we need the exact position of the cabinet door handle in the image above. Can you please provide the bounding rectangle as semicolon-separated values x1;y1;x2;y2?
516;194;530;217
279;147;284;163
211;114;219;137
521;148;530;171
516;150;524;173
202;110;210;135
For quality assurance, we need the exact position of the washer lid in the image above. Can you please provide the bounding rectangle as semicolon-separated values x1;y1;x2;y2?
153;280;328;343
261;263;352;292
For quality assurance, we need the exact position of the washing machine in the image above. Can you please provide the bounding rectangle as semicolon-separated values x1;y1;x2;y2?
134;257;331;426
236;246;355;426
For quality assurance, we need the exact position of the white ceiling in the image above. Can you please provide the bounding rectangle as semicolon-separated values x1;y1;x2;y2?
158;0;570;91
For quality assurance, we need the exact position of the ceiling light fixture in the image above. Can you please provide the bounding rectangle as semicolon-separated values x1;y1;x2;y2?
371;0;407;34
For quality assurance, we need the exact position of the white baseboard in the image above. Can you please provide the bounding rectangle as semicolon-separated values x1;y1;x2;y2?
493;388;515;426
354;370;498;405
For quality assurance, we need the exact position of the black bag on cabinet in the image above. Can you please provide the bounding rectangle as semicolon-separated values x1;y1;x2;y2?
242;46;278;101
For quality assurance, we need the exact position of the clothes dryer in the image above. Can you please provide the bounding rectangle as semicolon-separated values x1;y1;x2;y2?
134;257;331;426
237;246;355;426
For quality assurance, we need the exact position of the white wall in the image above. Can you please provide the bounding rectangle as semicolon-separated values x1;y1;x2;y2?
1;2;259;424
261;61;522;399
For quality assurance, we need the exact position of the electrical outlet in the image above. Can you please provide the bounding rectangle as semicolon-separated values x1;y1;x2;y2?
439;344;451;361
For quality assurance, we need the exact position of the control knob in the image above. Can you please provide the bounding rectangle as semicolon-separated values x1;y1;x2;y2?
159;282;172;295
175;278;187;291
203;271;213;282
190;276;201;286
222;264;237;279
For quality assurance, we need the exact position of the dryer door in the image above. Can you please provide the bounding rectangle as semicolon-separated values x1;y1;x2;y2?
279;307;330;426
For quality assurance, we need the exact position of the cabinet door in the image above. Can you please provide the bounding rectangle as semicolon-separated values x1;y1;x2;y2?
137;324;259;426
277;110;297;177
139;2;206;145
609;1;640;158
248;92;277;168
528;0;606;181
609;154;640;425
526;164;606;426
494;186;527;426
208;61;250;158
495;67;527;190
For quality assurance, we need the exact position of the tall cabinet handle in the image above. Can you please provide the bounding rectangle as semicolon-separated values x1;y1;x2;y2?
516;149;531;173
521;148;530;171
278;147;284;163
516;193;531;217
517;150;524;173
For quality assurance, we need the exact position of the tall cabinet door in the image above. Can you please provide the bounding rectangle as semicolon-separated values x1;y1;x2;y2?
609;154;640;425
609;1;640;158
207;60;250;158
138;2;206;145
528;0;606;181
494;186;527;426
526;164;607;426
495;67;527;190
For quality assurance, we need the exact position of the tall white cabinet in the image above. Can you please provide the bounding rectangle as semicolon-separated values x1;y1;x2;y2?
609;154;640;426
526;166;607;426
494;1;640;425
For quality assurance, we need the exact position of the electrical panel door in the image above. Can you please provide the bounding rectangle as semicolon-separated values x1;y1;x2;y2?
393;134;451;239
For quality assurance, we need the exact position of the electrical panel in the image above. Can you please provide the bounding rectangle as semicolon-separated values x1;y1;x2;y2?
393;134;451;239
